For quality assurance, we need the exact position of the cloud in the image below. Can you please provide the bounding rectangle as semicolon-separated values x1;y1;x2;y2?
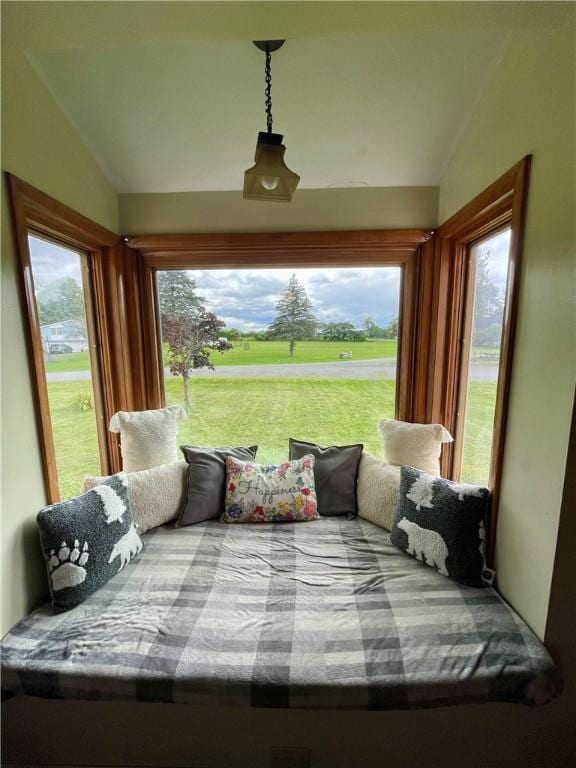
28;236;83;291
475;229;510;289
159;267;401;332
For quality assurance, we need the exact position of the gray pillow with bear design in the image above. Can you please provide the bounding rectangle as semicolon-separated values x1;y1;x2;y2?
390;466;489;585
37;473;143;612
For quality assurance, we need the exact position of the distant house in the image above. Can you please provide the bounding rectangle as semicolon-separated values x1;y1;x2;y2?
40;320;88;354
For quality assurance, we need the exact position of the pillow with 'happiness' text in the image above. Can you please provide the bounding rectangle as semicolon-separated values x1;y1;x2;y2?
222;455;319;523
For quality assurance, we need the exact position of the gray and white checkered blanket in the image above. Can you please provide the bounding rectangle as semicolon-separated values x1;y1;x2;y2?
0;519;561;709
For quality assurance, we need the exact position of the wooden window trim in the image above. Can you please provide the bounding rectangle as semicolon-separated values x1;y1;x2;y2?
432;156;531;564
7;163;529;565
7;174;121;502
127;229;433;421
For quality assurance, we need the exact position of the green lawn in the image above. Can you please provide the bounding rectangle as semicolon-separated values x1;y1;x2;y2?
45;351;94;373
165;377;396;464
46;381;103;498
48;374;496;500
45;340;500;374
45;340;397;374
460;381;498;485
210;339;397;366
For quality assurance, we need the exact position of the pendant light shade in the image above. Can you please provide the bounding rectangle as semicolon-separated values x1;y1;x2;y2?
243;132;300;202
243;40;300;202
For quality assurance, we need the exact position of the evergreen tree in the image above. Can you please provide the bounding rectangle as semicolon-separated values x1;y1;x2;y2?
157;271;204;317
473;253;505;343
407;475;436;511
267;275;318;357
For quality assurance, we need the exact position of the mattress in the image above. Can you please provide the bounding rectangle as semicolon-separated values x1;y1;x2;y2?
0;518;562;709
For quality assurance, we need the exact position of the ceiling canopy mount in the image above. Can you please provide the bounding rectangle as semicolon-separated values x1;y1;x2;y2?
253;40;286;54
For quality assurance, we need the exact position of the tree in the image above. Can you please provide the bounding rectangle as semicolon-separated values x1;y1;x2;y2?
38;277;85;327
219;327;242;340
473;253;505;344
157;271;231;410
407;474;436;511
267;275;318;357
321;322;367;342
161;310;232;412
321;322;355;341
473;323;502;348
363;317;386;339
382;318;398;339
157;271;203;317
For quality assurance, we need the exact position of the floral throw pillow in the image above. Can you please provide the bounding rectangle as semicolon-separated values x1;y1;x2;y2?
222;455;319;523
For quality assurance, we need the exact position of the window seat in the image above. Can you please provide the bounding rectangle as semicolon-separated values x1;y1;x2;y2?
0;519;561;710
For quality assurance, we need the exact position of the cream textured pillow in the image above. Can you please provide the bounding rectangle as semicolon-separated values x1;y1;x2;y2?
109;406;186;471
357;453;401;531
82;460;187;533
378;419;453;476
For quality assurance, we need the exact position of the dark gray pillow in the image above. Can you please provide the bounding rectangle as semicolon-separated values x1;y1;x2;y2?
178;445;258;526
37;473;143;612
390;466;489;585
289;438;363;517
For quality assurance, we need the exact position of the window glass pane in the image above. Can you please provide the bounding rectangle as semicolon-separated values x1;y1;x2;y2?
460;228;511;485
156;267;401;461
28;235;102;498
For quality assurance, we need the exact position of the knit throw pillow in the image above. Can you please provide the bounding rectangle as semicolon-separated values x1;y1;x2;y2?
378;419;453;476
82;460;187;533
390;466;489;585
109;406;187;472
37;473;143;612
356;453;400;531
222;456;319;523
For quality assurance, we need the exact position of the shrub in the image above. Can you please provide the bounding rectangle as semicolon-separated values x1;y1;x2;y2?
473;323;502;348
78;392;92;412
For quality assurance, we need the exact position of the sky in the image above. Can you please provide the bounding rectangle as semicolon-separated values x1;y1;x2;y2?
175;267;402;332
28;235;83;295
472;228;511;286
28;236;401;331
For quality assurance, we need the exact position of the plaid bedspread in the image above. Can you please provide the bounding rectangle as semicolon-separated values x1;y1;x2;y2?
0;519;561;709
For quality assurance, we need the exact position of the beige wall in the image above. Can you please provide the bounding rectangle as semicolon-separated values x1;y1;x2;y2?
439;20;575;638
119;187;438;234
0;44;118;633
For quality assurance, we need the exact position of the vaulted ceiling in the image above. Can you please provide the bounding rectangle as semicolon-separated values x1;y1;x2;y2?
4;2;568;193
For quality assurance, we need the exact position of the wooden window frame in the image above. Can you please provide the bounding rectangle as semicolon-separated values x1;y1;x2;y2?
8;161;530;563
7;174;121;502
125;229;433;423
432;156;531;563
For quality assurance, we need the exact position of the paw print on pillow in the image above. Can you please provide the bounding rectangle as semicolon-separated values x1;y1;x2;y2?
48;540;89;592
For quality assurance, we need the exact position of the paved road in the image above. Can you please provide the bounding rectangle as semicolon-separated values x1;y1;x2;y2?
46;357;498;382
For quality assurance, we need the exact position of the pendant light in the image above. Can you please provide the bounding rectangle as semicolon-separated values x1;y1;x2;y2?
243;40;300;202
